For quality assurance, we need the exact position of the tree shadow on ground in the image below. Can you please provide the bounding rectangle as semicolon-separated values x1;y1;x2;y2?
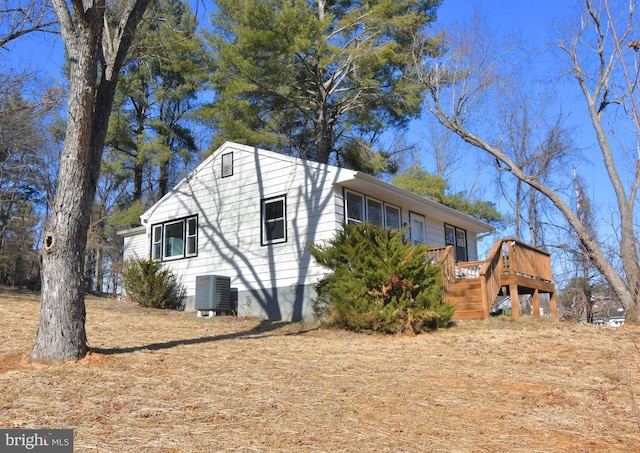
90;319;318;356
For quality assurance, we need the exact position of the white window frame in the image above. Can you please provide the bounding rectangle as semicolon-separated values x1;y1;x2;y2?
345;190;403;230
150;215;198;261
262;195;287;245
409;212;426;246
151;225;162;260
385;204;401;230
345;190;364;224
366;197;384;227
186;217;197;256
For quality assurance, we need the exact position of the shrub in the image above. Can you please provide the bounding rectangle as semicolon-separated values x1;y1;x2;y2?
122;257;186;310
310;223;454;334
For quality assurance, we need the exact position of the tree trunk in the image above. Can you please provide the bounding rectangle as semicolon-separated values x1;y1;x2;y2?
159;159;170;199
27;9;102;361
94;247;102;294
133;160;143;201
28;0;151;361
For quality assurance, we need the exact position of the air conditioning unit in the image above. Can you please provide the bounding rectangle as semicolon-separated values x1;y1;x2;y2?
195;275;231;317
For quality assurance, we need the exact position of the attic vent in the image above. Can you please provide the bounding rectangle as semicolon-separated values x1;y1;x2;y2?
195;275;231;317
221;152;233;178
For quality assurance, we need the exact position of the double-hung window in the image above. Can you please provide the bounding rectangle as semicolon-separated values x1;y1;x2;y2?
367;198;383;227
151;215;198;261
262;195;287;245
409;212;426;246
346;191;365;224
385;205;401;230
445;224;468;262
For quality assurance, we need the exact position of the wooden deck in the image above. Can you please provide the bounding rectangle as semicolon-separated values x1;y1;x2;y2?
427;239;557;320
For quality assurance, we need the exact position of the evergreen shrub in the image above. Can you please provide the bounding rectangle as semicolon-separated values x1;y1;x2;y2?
122;257;186;310
310;223;454;334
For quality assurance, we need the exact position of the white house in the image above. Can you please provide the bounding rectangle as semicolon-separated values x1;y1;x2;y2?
120;141;493;321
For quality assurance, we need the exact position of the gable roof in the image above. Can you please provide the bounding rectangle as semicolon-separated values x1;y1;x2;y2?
140;141;493;234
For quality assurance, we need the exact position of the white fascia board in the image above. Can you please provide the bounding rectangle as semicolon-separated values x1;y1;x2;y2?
338;171;494;235
116;225;146;237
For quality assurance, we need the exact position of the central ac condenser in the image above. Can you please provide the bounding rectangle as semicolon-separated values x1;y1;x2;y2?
195;275;231;312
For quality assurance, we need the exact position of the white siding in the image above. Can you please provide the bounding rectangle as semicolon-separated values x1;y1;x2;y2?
122;229;148;261
143;143;345;317
132;142;491;320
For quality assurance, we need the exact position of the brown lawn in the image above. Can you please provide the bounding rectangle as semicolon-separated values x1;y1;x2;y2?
1;289;639;452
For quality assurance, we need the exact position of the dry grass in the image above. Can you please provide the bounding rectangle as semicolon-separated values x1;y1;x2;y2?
1;289;639;452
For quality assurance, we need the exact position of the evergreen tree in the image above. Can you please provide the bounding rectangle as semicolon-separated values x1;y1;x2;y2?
28;0;153;362
106;0;208;205
95;0;208;294
203;0;442;173
311;223;453;334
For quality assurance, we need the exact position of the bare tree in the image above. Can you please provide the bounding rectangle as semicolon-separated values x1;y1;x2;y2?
0;71;62;286
28;0;152;362
495;92;574;246
418;1;640;324
424;121;466;182
0;0;57;49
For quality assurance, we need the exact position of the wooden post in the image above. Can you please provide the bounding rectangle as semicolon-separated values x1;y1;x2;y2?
480;278;489;319
510;284;520;318
532;288;540;318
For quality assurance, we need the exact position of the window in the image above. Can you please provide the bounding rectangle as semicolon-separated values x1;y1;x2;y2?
385;204;401;230
445;224;467;262
367;198;383;227
164;220;184;258
346;191;364;224
186;217;197;255
346;190;402;230
262;196;287;244
152;225;162;260
410;212;426;246
221;152;233;178
150;215;198;261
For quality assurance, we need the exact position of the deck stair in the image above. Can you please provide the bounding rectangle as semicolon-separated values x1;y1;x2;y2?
445;277;485;319
427;239;557;320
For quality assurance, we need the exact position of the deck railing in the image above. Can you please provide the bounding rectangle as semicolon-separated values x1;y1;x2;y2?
500;239;553;282
479;240;505;318
429;238;555;318
426;246;455;294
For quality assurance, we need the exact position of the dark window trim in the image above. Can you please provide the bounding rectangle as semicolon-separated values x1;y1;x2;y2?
444;223;468;262
221;152;234;178
149;214;199;261
261;195;287;246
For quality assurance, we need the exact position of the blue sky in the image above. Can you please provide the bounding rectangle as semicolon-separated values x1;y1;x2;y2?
5;1;596;219
6;0;619;267
7;1;574;87
437;0;573;42
421;1;617;256
418;2;580;172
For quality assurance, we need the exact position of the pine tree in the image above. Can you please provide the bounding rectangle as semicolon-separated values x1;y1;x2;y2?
203;0;442;173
